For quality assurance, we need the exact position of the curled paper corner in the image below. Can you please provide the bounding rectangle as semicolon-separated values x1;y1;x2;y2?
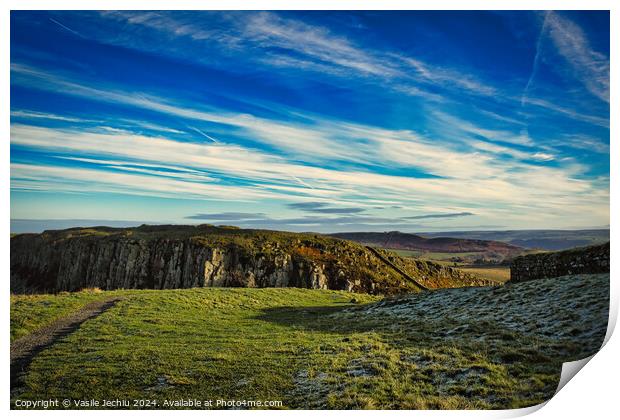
552;283;619;392
496;401;549;418
601;293;618;348
552;307;614;398
555;355;595;395
530;282;616;413
498;356;597;418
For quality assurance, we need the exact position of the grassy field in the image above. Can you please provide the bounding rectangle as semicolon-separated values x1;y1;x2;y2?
11;275;608;409
384;248;482;260
458;266;511;283
382;247;511;283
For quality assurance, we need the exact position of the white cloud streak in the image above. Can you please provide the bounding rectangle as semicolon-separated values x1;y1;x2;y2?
39;11;610;128
10;121;608;229
11;109;97;123
95;11;497;100
12;62;573;178
545;12;609;103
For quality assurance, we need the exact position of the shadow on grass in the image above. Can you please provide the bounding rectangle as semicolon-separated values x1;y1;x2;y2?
252;300;597;370
252;301;572;409
253;303;379;333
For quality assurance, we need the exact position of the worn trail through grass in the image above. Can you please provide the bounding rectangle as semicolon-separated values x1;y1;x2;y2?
11;296;123;391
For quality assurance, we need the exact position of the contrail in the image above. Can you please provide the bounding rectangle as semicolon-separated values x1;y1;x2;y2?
49;18;85;38
187;121;312;190
521;11;551;108
290;174;315;190
189;124;313;190
187;125;221;144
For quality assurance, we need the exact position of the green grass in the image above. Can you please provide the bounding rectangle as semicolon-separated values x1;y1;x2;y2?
380;248;510;284
11;282;603;410
457;266;511;283
383;248;424;257
10;289;114;341
384;249;482;260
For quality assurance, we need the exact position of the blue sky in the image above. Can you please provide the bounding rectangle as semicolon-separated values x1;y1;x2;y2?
10;11;610;233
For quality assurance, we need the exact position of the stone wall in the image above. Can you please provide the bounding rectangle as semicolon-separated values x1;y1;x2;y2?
510;242;609;283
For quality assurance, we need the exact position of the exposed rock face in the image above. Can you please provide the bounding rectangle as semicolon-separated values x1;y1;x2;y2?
509;242;610;283
11;235;332;293
10;225;490;294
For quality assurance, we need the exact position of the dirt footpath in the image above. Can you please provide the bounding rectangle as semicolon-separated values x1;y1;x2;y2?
10;297;123;390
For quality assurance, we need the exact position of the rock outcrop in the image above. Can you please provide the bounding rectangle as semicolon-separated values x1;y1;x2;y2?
509;242;610;283
11;224;490;294
11;230;334;293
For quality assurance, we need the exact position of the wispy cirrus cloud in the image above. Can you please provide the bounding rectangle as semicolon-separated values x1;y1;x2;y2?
186;212;268;221
554;134;609;154
430;111;534;146
518;11;609;128
11;109;98;123
10;116;607;230
395;55;497;97
9;11;609;231
10;63;374;164
93;10;609;124
87;11;498;101
11;162;273;201
10;64;602;207
35;10;610;129
244;12;400;78
545;12;609;103
404;212;474;220
521;96;609;128
48;17;84;38
286;202;366;214
10;63;526;180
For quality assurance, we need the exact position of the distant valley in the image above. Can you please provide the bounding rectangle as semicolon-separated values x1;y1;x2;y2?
418;229;610;251
331;229;609;261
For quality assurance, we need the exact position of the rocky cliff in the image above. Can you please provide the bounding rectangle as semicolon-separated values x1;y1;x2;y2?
509;242;610;283
11;224;490;294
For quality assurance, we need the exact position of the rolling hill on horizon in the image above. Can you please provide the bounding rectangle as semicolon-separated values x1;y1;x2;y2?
329;231;525;262
418;229;610;251
331;228;609;255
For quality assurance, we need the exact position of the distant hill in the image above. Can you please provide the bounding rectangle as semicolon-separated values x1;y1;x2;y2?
329;231;524;261
419;229;610;251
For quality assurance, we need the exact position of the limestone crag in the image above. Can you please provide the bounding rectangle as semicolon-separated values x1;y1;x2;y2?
11;235;333;293
11;224;490;294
